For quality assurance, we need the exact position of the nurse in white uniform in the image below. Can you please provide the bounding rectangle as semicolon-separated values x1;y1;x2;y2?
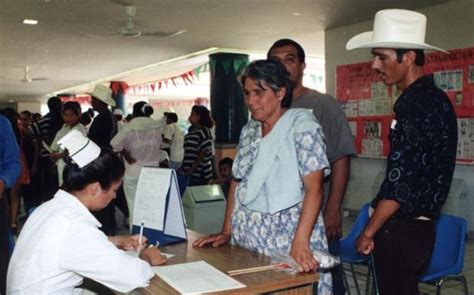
7;130;166;294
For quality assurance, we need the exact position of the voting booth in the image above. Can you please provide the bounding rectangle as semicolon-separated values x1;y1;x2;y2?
182;185;226;235
132;167;187;246
372;172;473;231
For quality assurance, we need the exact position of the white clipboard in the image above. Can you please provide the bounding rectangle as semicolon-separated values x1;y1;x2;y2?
132;167;187;246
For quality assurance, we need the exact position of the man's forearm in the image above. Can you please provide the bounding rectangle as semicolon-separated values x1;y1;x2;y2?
325;156;350;212
363;199;400;238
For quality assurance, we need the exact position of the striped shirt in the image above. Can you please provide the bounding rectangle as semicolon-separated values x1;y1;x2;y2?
29;113;63;158
182;127;213;185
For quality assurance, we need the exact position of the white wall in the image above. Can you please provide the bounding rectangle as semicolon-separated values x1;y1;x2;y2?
324;0;474;210
17;102;42;114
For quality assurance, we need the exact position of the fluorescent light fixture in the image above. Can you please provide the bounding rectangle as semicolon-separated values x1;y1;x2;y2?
23;19;38;25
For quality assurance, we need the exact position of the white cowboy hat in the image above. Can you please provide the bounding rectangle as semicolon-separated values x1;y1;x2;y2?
88;84;116;107
346;9;447;53
58;130;101;168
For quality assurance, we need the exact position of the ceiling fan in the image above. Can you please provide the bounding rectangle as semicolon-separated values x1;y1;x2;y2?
21;66;48;83
118;5;187;38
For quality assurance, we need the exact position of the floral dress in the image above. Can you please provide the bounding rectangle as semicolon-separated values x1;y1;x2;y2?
231;113;332;295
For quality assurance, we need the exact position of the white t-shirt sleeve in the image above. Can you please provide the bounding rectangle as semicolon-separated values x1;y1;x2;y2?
110;129;127;153
162;124;175;141
60;222;154;293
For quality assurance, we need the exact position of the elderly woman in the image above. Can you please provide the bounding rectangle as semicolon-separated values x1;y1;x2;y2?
194;59;332;294
111;101;163;229
7;131;166;294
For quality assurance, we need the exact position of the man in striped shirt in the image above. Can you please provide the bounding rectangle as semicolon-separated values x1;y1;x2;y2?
29;96;63;202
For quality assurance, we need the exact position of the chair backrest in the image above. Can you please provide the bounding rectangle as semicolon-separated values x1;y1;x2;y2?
420;214;467;281
340;202;372;262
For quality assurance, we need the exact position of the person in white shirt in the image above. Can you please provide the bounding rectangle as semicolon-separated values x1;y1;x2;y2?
50;101;87;186
7;131;166;294
113;108;127;133
162;112;184;169
111;102;162;230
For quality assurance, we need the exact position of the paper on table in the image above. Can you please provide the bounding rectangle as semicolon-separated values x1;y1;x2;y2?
153;260;245;294
125;250;175;259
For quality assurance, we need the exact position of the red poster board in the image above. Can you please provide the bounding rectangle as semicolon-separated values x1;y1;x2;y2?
337;47;474;164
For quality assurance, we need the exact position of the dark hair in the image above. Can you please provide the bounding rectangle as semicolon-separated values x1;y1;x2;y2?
240;59;293;108
267;38;306;64
62;152;125;192
87;108;95;117
218;157;233;168
33;113;42;121
395;49;425;66
20;110;32;118
47;96;63;113
166;112;178;123
133;101;154;117
80;112;92;125
191;105;214;128
63;101;81;116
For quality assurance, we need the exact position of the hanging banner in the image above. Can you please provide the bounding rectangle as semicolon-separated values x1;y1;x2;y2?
127;63;208;96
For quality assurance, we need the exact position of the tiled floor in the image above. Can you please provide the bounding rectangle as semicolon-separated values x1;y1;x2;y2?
341;214;474;295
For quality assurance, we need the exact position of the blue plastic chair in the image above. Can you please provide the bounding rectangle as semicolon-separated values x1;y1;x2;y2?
339;202;372;295
419;214;468;295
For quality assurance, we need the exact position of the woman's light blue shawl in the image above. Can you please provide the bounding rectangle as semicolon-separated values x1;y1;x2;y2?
233;108;325;214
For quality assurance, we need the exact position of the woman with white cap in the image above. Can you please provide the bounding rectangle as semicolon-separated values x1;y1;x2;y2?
111;101;163;230
7;131;166;294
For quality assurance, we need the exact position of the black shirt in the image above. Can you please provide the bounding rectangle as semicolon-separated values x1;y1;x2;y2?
88;110;117;151
373;75;458;219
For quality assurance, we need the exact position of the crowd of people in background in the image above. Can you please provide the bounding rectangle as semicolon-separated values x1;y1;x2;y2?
0;89;227;237
0;8;459;292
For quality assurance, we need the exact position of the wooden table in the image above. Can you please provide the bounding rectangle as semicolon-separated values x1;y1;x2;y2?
137;231;318;294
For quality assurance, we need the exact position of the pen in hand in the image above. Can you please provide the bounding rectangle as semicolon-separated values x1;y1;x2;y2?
137;222;144;254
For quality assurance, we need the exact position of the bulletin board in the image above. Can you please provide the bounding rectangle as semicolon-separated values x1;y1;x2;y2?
336;47;474;164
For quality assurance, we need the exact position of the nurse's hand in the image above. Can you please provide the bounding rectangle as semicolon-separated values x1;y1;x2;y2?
112;235;148;251
290;241;319;273
192;232;231;248
140;246;167;266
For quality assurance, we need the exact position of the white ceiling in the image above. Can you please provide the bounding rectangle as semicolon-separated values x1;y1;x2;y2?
0;0;449;102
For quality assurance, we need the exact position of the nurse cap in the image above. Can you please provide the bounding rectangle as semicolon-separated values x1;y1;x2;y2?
58;130;101;168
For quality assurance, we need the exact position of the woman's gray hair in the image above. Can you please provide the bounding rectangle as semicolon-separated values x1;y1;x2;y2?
240;59;293;108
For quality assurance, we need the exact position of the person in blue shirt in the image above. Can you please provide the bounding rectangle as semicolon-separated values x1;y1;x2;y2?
0;114;21;294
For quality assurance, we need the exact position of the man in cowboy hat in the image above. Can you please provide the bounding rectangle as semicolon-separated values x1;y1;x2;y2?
88;84;118;235
347;9;457;294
